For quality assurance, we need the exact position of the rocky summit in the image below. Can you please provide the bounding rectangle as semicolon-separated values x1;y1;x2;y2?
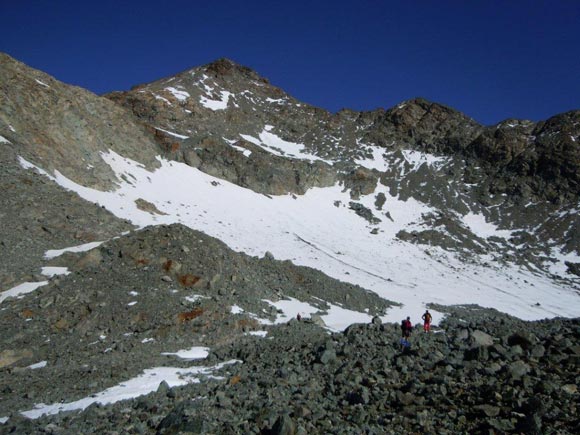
0;53;579;433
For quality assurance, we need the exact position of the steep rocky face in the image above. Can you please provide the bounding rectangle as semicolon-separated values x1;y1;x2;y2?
364;97;484;152
0;53;161;190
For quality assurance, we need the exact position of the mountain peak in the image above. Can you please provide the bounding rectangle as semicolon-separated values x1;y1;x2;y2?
202;58;268;83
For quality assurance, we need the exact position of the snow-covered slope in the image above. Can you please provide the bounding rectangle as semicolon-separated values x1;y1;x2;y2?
17;150;580;322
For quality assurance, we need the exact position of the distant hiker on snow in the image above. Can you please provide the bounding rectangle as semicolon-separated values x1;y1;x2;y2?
422;310;432;333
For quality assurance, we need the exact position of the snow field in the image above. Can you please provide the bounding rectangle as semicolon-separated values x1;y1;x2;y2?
16;152;580;323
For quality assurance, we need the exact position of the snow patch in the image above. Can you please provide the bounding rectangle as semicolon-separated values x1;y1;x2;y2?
355;144;389;171
161;346;209;360
21;360;238;419
200;91;231;111
240;125;330;163
35;79;50;88
265;97;286;104
17;152;580;322
28;361;48;370
402;150;447;170
165;87;190;101
0;135;11;144
44;241;104;259
263;297;319;324
247;330;268;337
0;281;48;304
230;144;252;157
463;212;514;239
231;305;244;314
154;94;172;105
185;294;207;303
547;248;580;277
40;267;70;277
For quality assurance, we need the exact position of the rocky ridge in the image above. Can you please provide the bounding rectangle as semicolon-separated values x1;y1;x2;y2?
107;58;580;204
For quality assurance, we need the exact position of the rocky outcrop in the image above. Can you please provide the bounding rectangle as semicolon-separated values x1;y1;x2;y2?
0;53;161;190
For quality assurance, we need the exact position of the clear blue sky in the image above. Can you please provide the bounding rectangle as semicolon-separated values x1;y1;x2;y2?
1;0;578;125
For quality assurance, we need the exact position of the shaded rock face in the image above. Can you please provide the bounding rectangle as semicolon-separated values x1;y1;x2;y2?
0;53;161;190
179;136;337;195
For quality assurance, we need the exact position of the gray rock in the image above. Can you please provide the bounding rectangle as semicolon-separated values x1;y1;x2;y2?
474;404;500;417
508;360;530;379
470;330;495;347
271;414;295;435
310;314;326;328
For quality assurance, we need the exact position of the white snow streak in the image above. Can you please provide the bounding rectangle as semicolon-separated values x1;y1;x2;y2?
155;127;189;139
27;361;48;370
240;125;330;163
40;267;70;277
44;241;104;259
21;360;238;419
161;346;209;360
35;79;50;88
0;282;48;304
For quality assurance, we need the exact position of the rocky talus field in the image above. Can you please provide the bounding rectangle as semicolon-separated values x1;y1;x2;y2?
2;309;579;434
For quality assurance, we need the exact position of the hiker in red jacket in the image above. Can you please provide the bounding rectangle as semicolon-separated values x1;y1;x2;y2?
401;317;412;338
422;310;432;333
400;316;413;350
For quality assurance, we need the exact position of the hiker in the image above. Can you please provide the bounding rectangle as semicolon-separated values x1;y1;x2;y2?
400;316;413;350
422;310;432;333
401;316;412;338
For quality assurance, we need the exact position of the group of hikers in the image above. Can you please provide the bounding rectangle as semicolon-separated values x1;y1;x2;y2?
400;309;432;349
